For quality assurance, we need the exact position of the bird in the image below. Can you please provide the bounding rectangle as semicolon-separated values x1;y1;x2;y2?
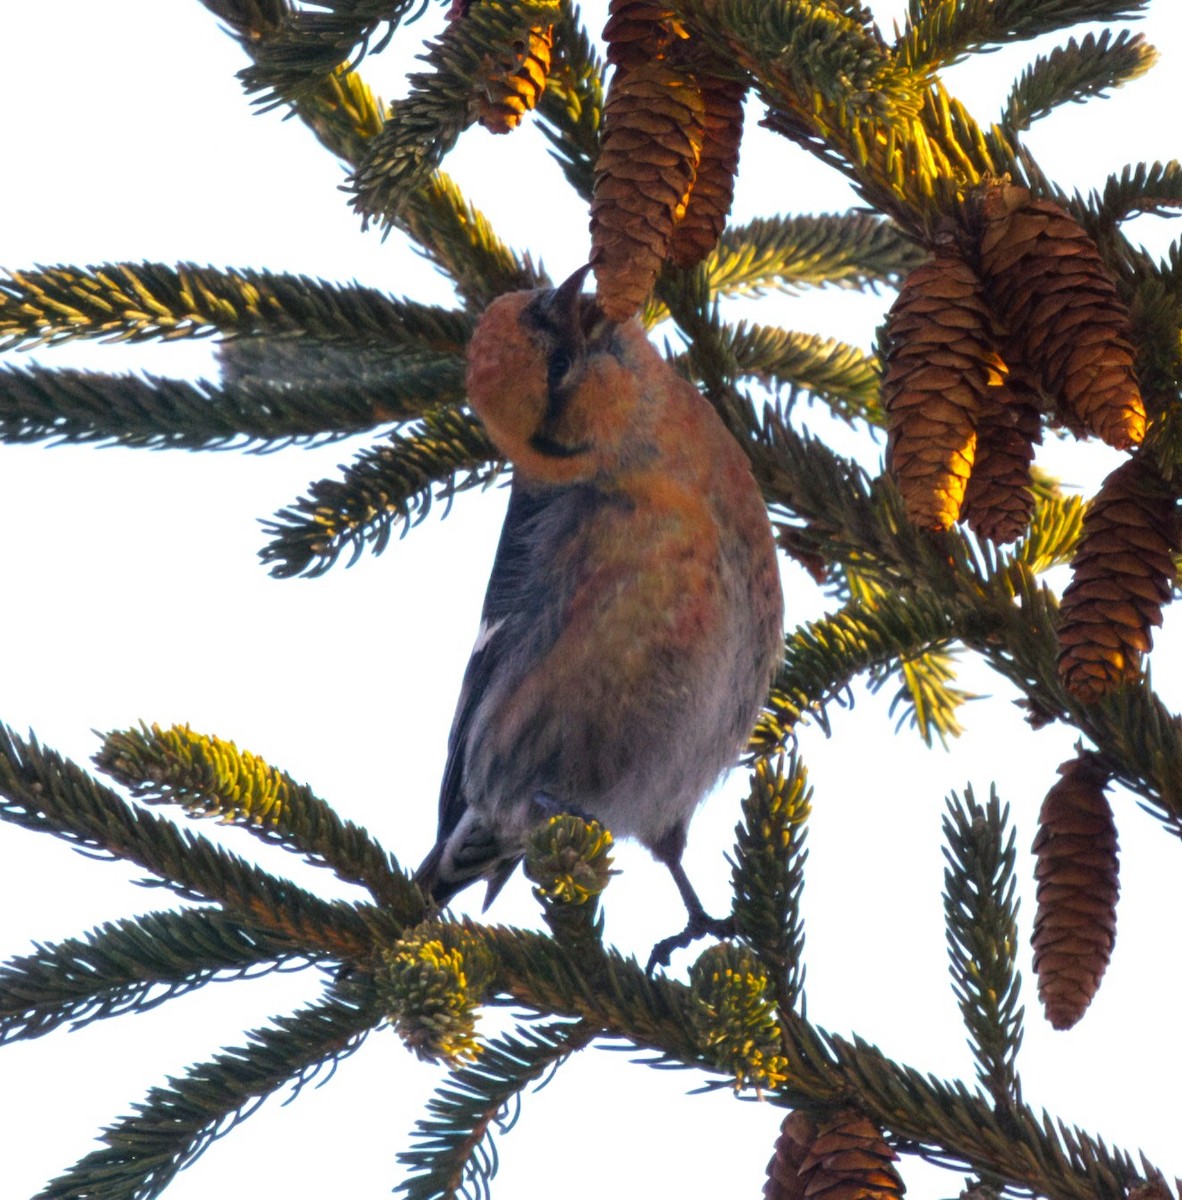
415;265;783;965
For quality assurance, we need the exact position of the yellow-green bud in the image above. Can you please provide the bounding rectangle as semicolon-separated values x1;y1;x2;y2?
688;942;788;1093
524;814;616;906
380;932;495;1064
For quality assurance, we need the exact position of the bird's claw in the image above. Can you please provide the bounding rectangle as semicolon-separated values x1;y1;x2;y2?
645;913;735;974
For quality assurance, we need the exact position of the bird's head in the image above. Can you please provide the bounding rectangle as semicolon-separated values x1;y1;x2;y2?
465;266;647;482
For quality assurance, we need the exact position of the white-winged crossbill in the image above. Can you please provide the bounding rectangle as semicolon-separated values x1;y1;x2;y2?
415;266;784;960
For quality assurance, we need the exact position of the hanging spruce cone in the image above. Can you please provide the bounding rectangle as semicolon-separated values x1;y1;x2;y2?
1057;455;1177;703
764;1111;815;1200
590;55;705;320
883;245;1003;530
798;1109;906;1200
668;69;746;269
476;24;554;135
602;0;684;68
978;182;1146;451
1031;751;1119;1030
959;367;1042;544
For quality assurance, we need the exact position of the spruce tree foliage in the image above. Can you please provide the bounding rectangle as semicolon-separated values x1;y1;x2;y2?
2;2;1181;1198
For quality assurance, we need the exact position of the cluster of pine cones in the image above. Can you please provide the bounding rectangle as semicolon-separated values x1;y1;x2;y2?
589;0;745;319
883;181;1175;708
449;0;745;317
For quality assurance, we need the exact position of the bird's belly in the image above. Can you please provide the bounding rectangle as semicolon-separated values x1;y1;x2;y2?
476;626;758;850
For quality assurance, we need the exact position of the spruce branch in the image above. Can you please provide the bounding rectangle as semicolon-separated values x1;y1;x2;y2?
259;405;502;578
1094;159;1182;225
669;6;1011;235
942;787;1024;1109
754;587;968;748
728;752;811;1010
293;60;389;163
873;646;976;749
1004;30;1157;132
678;0;919;120
896;0;1152;72
1010;493;1085;575
397;1020;597;1200
0;264;469;354
35;981;379;1200
348;0;562;228
201;4;543;305
401;174;547;308
217;337;468;416
821;0;880;27
420;921;1167;1200
0;725;383;960
659;260;885;428
200;0;287;33
818;1025;1164;1200
917;78;1011;193
438;922;701;1062
707;212;926;298
1;909;315;1044
95;723;422;920
761;80;1009;233
0;356;463;452
725;321;883;426
535;0;604;203
233;0;417;106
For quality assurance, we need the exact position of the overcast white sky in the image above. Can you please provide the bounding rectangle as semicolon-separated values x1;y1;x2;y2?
1;4;1180;1199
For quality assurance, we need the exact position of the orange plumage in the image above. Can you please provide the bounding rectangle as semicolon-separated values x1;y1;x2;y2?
417;268;783;961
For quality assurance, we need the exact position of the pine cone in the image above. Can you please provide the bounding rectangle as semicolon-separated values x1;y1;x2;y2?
884;246;1003;530
764;1111;816;1200
1031;751;1119;1030
668;69;746;269
1057;455;1177;703
959;367;1042;543
979;183;1146;451
602;0;685;68
801;1109;906;1200
590;56;705;321
476;25;553;135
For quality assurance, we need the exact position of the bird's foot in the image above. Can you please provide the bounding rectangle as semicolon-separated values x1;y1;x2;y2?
646;912;735;974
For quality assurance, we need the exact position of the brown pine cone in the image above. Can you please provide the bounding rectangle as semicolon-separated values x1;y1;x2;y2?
668;69;746;269
959;366;1042;544
883;246;1004;530
476;24;553;134
979;183;1145;451
590;56;705;321
764;1111;816;1200
1031;751;1119;1030
799;1109;906;1200
602;0;685;68
1057;455;1177;703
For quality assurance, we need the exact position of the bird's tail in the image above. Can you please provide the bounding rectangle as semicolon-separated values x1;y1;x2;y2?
413;818;522;911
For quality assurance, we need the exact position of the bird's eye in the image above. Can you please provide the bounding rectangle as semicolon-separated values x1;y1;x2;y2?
547;348;573;392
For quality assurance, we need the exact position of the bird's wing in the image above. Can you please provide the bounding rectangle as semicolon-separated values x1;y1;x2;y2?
433;480;594;846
